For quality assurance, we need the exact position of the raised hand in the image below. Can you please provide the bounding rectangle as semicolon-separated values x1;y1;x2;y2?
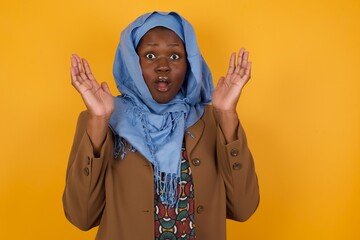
70;54;114;119
212;48;251;111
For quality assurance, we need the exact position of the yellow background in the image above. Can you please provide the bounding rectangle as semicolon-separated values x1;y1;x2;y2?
1;0;359;239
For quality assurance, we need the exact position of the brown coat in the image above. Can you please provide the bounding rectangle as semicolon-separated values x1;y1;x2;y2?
63;105;259;240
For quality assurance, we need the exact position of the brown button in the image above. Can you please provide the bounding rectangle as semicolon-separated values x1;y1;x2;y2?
192;158;201;166
230;149;239;157
83;167;90;176
197;205;204;214
232;162;242;170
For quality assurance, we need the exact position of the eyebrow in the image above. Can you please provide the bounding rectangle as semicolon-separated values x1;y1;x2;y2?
145;43;181;47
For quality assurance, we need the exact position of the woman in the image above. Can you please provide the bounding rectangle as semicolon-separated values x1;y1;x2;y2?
63;11;259;240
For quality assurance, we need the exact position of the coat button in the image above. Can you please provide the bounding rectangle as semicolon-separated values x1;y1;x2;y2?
232;162;242;170
83;167;90;176
192;158;201;166
230;148;239;157
197;205;204;214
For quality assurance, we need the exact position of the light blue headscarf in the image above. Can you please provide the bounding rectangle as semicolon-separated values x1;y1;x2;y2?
109;11;213;207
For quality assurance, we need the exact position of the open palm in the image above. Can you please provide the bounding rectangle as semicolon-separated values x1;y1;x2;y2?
212;48;251;111
70;54;114;119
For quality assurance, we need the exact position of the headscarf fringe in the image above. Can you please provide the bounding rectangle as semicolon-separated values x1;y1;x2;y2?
109;12;214;208
114;136;137;159
154;163;182;208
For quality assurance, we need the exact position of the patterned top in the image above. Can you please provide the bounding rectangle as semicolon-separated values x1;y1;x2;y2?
154;141;196;239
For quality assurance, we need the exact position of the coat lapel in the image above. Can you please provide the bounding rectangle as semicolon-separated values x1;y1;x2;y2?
185;118;205;158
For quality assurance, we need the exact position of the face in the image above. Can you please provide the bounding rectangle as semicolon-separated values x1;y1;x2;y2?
136;27;187;104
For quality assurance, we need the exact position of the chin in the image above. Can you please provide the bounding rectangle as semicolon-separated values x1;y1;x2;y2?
152;94;174;104
154;99;170;104
151;91;178;104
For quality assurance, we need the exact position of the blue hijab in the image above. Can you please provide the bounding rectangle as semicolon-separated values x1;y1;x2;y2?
109;11;213;207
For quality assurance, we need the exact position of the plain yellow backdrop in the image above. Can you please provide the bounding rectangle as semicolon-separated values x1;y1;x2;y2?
1;0;359;239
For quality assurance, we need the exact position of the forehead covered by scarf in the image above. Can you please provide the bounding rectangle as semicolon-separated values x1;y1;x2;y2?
110;11;213;207
132;13;184;47
113;11;211;108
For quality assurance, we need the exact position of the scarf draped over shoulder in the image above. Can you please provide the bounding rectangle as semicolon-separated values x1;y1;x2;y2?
109;11;214;207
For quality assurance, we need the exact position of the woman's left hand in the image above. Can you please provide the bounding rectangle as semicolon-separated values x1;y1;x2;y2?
212;48;251;111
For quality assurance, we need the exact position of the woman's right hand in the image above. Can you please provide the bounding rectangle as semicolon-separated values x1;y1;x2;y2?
70;54;114;120
70;54;114;155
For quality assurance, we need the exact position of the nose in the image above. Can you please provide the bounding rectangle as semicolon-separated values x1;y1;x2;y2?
155;57;170;73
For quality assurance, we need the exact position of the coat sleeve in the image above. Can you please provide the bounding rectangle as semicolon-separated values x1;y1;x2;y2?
214;110;260;222
62;111;113;231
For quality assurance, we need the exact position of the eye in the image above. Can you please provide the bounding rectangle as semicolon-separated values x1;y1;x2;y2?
170;54;180;60
145;53;156;59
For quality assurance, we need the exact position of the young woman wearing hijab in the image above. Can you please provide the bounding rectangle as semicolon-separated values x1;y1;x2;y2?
63;11;259;240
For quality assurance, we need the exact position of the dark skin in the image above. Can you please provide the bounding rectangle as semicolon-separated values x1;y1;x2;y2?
136;27;187;104
70;27;251;154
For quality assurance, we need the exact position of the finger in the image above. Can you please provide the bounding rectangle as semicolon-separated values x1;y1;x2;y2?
80;72;88;82
235;48;245;75
239;51;250;77
70;66;83;83
242;62;252;84
82;58;91;74
246;62;252;79
72;54;83;74
225;52;236;80
70;57;80;75
101;82;111;95
70;67;77;83
72;54;81;63
242;51;249;68
70;56;77;67
215;76;225;90
71;67;83;90
83;59;96;81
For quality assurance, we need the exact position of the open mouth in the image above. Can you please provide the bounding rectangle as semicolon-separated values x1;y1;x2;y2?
155;76;170;92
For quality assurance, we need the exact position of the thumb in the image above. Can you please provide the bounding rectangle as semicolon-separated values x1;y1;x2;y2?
101;82;111;95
